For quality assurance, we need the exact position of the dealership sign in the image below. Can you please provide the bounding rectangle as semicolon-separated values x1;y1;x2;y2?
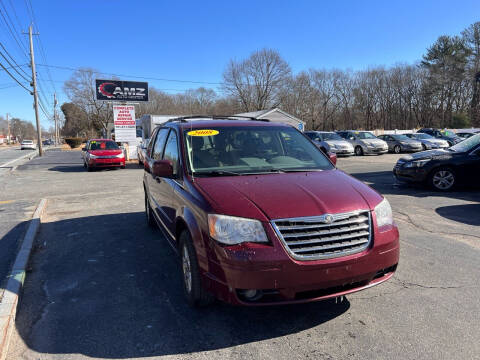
113;105;137;142
96;79;148;102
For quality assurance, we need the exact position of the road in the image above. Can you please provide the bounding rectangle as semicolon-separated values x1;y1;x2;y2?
0;146;38;302
4;151;480;360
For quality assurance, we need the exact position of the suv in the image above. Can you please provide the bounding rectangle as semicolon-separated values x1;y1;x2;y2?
143;117;399;306
336;131;388;156
417;128;461;146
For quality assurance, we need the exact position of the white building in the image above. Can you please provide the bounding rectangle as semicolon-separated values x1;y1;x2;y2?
235;108;306;131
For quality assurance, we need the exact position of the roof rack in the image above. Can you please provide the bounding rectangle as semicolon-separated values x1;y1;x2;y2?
165;115;270;123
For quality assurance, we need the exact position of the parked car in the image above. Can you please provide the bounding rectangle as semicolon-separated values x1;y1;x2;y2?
336;131;388;156
137;139;150;165
455;132;476;140
305;131;354;156
405;133;449;150
417;128;462;146
377;134;423;153
20;140;36;150
42;139;54;146
303;132;331;155
143;116;399;306
82;139;125;171
393;133;480;191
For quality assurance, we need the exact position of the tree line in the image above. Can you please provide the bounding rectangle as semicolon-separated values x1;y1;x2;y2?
60;21;480;137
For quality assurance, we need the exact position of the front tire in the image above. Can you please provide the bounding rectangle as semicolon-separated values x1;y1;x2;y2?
145;192;157;228
429;167;456;191
394;145;401;154
422;144;427;151
355;146;363;156
179;231;213;307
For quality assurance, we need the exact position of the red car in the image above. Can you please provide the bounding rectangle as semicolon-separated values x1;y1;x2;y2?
143;117;399;306
82;139;125;171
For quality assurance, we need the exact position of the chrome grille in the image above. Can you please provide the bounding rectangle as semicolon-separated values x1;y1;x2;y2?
271;211;372;260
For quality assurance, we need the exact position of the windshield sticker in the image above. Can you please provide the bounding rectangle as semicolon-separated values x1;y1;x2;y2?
187;129;219;137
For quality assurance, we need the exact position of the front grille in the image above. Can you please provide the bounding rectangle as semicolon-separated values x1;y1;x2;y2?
272;211;372;260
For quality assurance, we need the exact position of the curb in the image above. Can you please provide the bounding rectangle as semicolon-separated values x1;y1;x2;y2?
0;198;47;360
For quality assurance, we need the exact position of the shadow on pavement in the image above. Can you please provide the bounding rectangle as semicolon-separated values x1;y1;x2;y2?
435;204;480;225
14;211;349;358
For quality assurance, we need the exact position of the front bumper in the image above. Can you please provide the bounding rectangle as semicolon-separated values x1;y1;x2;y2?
331;148;354;156
393;165;428;183
89;158;125;167
364;147;388;154
203;223;399;305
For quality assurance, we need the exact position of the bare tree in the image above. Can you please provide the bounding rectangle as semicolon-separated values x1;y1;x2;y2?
223;48;291;111
63;68;113;135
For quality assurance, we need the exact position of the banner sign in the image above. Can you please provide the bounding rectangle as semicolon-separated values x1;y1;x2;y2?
113;105;137;142
96;79;148;102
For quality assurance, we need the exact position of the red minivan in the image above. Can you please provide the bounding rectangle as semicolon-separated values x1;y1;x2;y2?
82;139;125;171
143;117;399;306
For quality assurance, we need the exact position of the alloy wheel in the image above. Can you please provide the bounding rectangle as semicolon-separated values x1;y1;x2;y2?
394;145;401;154
432;170;455;190
182;244;192;294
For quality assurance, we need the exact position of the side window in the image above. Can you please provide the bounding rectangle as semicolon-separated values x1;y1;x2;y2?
152;128;170;160
146;130;156;157
163;131;179;176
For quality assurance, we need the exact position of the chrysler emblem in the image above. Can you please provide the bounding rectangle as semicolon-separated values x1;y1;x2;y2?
323;214;334;224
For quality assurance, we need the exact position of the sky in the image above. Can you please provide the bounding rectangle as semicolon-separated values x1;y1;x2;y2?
0;0;479;128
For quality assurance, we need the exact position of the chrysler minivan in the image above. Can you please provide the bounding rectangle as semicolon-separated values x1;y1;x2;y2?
143;117;399;306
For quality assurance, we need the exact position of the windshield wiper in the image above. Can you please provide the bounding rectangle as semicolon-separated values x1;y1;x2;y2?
193;170;242;176
269;168;323;173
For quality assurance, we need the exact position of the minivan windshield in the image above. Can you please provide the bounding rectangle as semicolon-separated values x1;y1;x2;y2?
448;134;480;153
356;132;377;139
183;126;334;176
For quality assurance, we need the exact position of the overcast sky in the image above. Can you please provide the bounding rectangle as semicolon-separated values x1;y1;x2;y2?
1;0;479;127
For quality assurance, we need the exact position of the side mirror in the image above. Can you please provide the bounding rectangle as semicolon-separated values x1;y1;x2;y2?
82;147;86;151
152;159;175;178
329;152;337;166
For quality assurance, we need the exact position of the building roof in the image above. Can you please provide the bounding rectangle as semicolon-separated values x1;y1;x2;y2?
235;108;306;124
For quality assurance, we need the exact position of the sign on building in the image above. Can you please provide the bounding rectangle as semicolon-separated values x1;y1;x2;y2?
113;105;137;142
96;79;149;102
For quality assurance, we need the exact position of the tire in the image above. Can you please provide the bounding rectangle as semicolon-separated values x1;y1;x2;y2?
145;192;157;228
179;231;214;307
355;146;363;156
429;167;456;191
422;144;427;151
394;145;401;154
121;165;126;169
87;164;93;172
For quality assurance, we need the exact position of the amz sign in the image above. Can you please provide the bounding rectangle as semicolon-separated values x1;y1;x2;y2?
96;79;149;102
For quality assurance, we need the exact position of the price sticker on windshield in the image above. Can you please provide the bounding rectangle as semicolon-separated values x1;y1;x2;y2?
187;129;219;136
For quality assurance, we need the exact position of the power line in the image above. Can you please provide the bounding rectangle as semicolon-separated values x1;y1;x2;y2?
0;42;30;78
36;63;224;86
0;60;30;92
0;2;28;59
0;43;30;81
24;0;56;94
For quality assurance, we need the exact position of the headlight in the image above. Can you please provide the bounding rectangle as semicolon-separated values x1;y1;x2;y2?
89;153;97;159
374;198;393;228
115;153;125;158
404;159;430;168
208;214;268;245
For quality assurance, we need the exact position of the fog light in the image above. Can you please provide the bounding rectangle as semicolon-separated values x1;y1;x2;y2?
238;289;263;301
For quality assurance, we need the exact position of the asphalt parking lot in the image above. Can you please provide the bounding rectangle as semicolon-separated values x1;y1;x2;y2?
3;150;480;360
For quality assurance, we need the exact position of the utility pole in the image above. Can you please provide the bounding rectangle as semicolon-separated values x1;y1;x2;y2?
6;113;10;144
53;92;58;145
25;25;43;156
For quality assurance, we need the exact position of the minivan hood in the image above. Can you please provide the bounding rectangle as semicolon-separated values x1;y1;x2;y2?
194;170;382;221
